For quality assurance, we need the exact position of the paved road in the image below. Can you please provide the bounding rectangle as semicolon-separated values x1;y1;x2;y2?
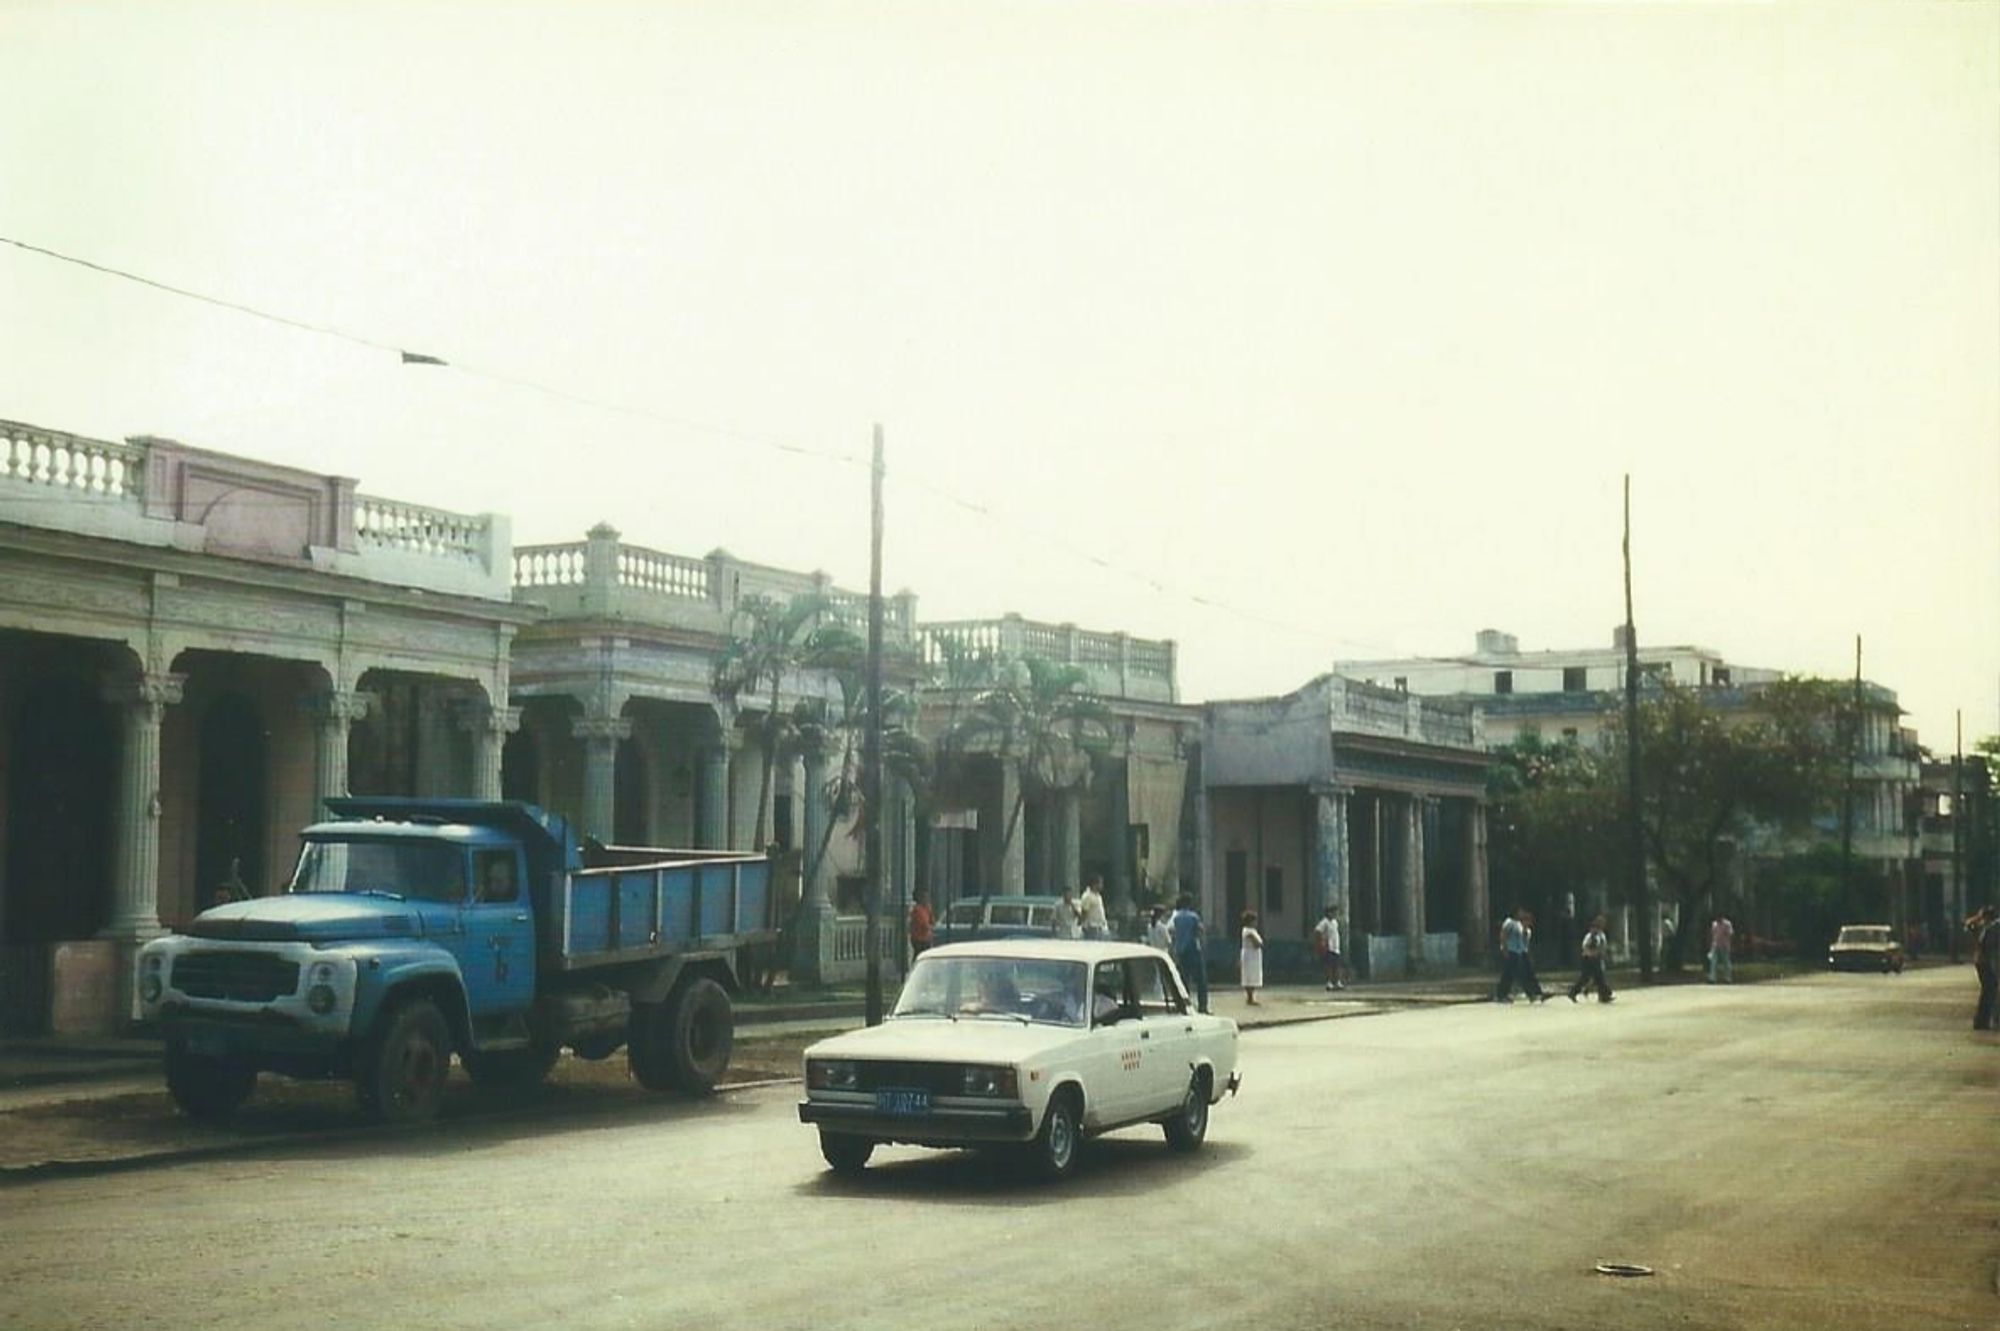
4;969;1994;1330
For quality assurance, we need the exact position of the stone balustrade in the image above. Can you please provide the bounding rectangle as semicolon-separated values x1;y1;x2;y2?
1327;676;1479;748
0;419;512;601
921;614;1179;703
512;524;916;642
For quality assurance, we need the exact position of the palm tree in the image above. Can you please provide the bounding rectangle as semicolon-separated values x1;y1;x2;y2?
711;593;862;850
948;655;1114;897
795;677;932;895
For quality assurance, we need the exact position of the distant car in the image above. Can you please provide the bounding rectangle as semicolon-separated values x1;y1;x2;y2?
797;940;1241;1180
934;895;1068;944
1827;924;1905;974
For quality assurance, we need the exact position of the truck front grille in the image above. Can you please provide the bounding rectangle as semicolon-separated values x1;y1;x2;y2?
173;951;300;1003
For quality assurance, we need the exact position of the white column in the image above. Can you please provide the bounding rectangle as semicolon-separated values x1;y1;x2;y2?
698;742;731;850
459;700;520;801
1404;796;1427;964
802;749;832;908
1313;785;1350;917
1462;801;1490;966
101;671;183;939
996;757;1025;895
572;711;631;843
305;690;371;815
1057;789;1082;892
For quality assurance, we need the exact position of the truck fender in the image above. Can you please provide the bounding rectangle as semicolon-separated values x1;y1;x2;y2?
352;955;473;1051
625;951;736;1006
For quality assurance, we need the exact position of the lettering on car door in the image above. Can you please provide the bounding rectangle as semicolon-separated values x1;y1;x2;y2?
1130;955;1193;1111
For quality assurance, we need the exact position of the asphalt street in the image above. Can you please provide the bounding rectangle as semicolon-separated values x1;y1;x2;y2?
3;968;1993;1331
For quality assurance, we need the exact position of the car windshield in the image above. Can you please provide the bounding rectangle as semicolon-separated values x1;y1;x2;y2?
1837;927;1891;946
892;955;1088;1027
289;839;466;905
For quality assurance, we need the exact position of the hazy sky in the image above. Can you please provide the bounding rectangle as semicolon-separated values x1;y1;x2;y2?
2;1;1995;743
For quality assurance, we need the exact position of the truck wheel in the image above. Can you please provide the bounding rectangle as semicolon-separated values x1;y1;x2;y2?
164;1043;257;1121
359;998;451;1123
629;979;734;1093
1027;1088;1083;1182
462;1042;559;1089
820;1131;874;1176
664;978;733;1094
1162;1070;1211;1153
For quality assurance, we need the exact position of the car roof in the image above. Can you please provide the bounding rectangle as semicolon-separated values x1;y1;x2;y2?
920;939;1163;964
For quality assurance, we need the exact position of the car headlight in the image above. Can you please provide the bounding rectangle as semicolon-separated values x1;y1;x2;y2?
959;1065;1018;1098
807;1060;860;1091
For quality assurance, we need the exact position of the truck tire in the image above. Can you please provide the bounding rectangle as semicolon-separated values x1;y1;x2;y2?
164;1042;257;1121
1162;1069;1211;1153
628;978;734;1094
462;1042;559;1089
358;998;451;1124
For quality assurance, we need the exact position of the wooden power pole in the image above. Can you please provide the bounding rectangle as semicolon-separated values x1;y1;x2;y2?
863;426;887;1025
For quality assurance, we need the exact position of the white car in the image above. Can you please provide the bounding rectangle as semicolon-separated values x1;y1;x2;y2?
797;939;1241;1180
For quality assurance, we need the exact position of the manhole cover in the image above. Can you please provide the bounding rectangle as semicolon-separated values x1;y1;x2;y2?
1594;1263;1654;1278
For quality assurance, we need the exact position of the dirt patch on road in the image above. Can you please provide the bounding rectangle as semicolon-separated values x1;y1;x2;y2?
0;1034;813;1175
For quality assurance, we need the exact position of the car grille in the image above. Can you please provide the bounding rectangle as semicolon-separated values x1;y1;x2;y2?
854;1061;968;1094
173;950;300;1003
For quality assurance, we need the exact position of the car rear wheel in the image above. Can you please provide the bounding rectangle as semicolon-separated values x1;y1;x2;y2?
1028;1088;1083;1181
820;1131;875;1175
1162;1070;1211;1153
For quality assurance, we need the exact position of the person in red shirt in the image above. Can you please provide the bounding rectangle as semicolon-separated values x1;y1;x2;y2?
907;887;935;964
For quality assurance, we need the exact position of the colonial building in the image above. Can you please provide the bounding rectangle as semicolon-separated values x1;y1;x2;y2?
1202;675;1490;978
0;419;527;1033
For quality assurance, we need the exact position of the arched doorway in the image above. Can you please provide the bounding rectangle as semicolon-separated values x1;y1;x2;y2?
501;728;540;804
195;691;268;901
4;674;114;942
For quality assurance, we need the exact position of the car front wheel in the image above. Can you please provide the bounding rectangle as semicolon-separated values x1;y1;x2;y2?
820;1131;875;1176
1028;1089;1083;1181
1162;1071;1211;1153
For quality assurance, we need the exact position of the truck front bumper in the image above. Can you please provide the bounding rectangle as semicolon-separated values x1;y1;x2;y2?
159;1005;350;1067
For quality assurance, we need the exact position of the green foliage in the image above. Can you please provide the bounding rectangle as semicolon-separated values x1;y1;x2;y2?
1486;734;1619;928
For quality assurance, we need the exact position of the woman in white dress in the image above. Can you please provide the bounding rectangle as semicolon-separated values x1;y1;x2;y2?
1239;911;1265;1006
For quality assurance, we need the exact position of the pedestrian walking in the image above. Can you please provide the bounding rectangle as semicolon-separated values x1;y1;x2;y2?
1971;906;1998;1032
1052;885;1083;940
1169;893;1210;1014
1708;915;1735;984
1239;911;1265;1006
906;887;934;964
1313;905;1346;990
1495;906;1547;1003
1568;913;1614;1003
1145;905;1172;951
1078;874;1109;940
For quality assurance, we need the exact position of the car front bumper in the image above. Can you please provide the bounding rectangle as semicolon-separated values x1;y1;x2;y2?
798;1097;1035;1145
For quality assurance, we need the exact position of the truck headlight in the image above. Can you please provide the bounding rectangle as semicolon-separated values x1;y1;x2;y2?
807;1060;860;1091
140;974;163;1004
307;984;337;1015
959;1065;1017;1098
143;952;164;973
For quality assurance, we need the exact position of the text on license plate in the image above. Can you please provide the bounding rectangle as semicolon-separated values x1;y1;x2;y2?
875;1088;931;1116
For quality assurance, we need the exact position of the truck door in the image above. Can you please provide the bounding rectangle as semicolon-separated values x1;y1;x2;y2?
460;847;536;1018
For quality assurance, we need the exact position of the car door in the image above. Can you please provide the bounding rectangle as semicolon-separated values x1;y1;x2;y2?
1130;954;1195;1113
1085;959;1148;1125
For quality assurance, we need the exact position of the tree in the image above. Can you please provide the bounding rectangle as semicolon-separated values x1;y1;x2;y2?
711;593;862;850
1486;734;1619;934
1611;678;1850;969
794;681;932;898
947;655;1114;897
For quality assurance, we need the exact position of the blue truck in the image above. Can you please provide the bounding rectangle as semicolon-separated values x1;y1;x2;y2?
135;798;777;1124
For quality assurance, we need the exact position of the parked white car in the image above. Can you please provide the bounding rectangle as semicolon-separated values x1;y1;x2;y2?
797;939;1241;1179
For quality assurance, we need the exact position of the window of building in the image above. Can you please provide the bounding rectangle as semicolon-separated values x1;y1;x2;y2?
1494;671;1513;695
1393;676;1407;693
1713;666;1731;687
1562;666;1586;693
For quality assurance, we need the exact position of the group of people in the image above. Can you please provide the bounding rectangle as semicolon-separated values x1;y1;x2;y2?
1493;905;1615;1004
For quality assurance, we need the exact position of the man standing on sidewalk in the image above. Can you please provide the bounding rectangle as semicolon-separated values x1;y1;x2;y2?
1971;906;1998;1031
1495;906;1547;1003
1170;893;1210;1014
1314;905;1346;991
1078;874;1109;940
1708;914;1735;984
907;887;934;965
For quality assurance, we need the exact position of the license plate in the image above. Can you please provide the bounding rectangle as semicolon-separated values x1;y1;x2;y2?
875;1087;931;1117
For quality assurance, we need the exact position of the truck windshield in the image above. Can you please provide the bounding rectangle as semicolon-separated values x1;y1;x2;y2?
290;840;466;905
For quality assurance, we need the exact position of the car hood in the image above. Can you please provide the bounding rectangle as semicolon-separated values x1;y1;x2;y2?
182;895;429;943
805;1018;1089;1064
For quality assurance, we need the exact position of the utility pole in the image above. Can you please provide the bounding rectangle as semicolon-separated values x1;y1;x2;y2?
1622;476;1652;983
1952;710;1964;963
1840;636;1860;913
863;425;887;1025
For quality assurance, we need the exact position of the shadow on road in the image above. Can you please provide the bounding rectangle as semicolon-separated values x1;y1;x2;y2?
796;1136;1251;1205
